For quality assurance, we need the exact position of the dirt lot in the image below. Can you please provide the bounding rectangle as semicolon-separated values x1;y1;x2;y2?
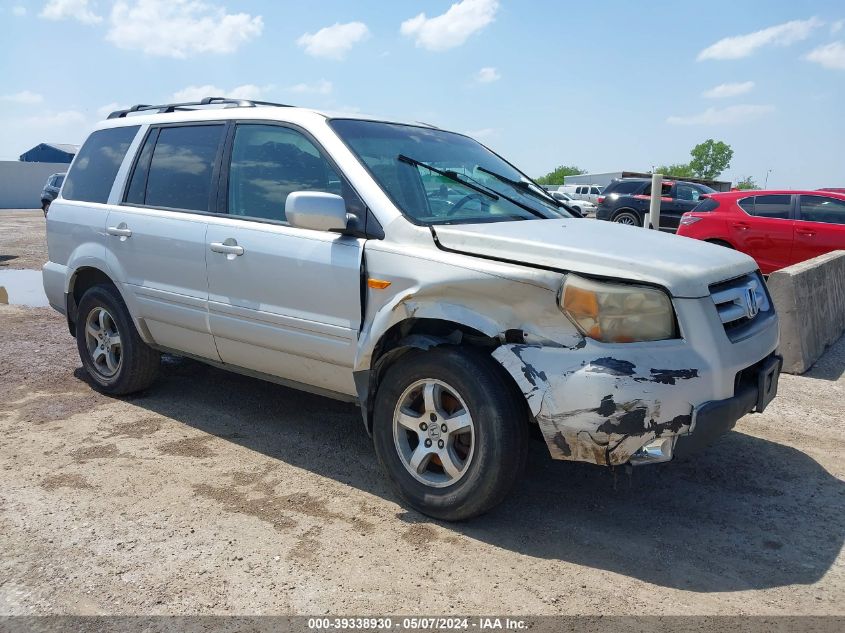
0;210;843;615
0;210;48;270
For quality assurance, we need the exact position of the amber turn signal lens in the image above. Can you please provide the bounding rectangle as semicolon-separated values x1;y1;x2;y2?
368;278;392;289
562;285;599;318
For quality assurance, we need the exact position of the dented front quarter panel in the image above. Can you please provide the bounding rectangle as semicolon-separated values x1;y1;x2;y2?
493;342;708;465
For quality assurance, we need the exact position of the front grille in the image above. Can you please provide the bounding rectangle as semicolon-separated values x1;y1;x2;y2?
709;272;773;342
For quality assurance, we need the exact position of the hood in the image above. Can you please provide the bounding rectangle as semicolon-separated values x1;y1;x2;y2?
432;219;758;298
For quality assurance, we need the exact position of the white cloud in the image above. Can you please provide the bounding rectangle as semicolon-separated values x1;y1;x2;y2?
96;102;129;118
475;66;500;83
401;0;498;51
0;90;44;104
39;0;102;25
107;0;263;58
667;104;775;126
290;80;333;95
831;20;844;34
697;17;823;60
806;41;845;70
22;110;87;127
12;6;26;16
169;84;266;102
702;81;755;99
297;21;370;60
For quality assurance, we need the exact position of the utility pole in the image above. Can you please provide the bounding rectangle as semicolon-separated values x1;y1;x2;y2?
647;173;662;230
764;169;772;189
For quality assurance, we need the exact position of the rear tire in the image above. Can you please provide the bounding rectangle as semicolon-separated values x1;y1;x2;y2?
41;200;50;215
612;209;641;226
75;284;160;395
372;347;527;521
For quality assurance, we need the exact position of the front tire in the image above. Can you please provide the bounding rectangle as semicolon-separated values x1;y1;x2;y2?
612;209;642;226
75;284;160;395
372;347;527;521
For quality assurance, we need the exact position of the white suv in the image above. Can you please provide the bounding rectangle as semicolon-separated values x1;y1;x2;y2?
42;98;782;520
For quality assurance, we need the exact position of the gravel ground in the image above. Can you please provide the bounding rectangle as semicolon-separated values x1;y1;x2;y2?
0;210;843;616
0;209;47;270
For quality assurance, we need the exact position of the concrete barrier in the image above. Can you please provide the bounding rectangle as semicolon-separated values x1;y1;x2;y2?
767;250;845;374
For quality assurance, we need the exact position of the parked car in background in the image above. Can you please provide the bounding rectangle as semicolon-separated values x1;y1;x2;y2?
550;191;596;217
558;184;603;204
43;98;780;520
40;172;65;214
677;190;845;274
596;177;716;231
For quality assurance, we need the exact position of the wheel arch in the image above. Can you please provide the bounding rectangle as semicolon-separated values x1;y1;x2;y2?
354;317;527;435
705;238;736;249
65;266;138;339
612;206;641;219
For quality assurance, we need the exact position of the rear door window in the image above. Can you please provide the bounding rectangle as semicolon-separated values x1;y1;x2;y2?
739;194;792;219
129;124;225;212
799;195;845;225
63;126;140;203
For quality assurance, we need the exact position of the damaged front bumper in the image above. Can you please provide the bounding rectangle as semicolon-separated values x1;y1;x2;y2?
493;340;782;467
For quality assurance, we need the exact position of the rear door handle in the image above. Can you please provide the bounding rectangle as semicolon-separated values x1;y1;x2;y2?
796;229;815;237
106;225;132;238
210;240;244;256
732;222;750;231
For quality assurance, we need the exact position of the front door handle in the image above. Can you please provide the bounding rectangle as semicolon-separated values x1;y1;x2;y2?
796;229;815;237
210;240;244;256
106;225;132;238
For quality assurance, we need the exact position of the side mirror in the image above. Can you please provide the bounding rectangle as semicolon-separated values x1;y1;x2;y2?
286;192;349;232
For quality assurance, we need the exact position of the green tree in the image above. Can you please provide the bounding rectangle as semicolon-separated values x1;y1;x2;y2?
734;176;758;190
654;163;694;178
535;165;585;185
688;139;733;180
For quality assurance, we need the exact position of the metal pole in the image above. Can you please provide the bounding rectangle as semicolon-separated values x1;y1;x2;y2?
647;173;662;230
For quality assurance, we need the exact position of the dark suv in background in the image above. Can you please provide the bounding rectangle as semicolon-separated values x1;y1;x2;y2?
596;177;716;231
40;172;65;214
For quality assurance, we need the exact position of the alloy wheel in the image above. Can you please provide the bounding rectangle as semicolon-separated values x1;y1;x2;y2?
84;306;122;377
392;379;475;488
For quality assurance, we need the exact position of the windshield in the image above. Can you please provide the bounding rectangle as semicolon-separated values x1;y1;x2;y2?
330;119;570;225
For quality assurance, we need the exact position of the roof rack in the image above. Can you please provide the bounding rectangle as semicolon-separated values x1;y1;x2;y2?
107;97;295;119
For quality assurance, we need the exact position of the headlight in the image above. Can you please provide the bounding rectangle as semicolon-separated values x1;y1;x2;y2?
559;274;676;343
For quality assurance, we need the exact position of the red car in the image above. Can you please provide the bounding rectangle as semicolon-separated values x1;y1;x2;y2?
676;190;845;274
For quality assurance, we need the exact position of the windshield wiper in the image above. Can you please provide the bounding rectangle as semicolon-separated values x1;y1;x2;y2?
455;170;549;219
476;165;559;205
397;154;498;201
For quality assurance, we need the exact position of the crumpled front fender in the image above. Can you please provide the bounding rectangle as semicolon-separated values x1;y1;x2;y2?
493;344;708;466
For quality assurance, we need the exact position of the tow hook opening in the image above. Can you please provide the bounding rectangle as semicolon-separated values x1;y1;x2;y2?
629;436;676;466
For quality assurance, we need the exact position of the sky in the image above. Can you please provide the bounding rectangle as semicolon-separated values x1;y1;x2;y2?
0;0;843;188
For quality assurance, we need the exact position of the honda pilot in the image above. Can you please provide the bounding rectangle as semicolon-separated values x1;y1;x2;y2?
42;98;781;520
